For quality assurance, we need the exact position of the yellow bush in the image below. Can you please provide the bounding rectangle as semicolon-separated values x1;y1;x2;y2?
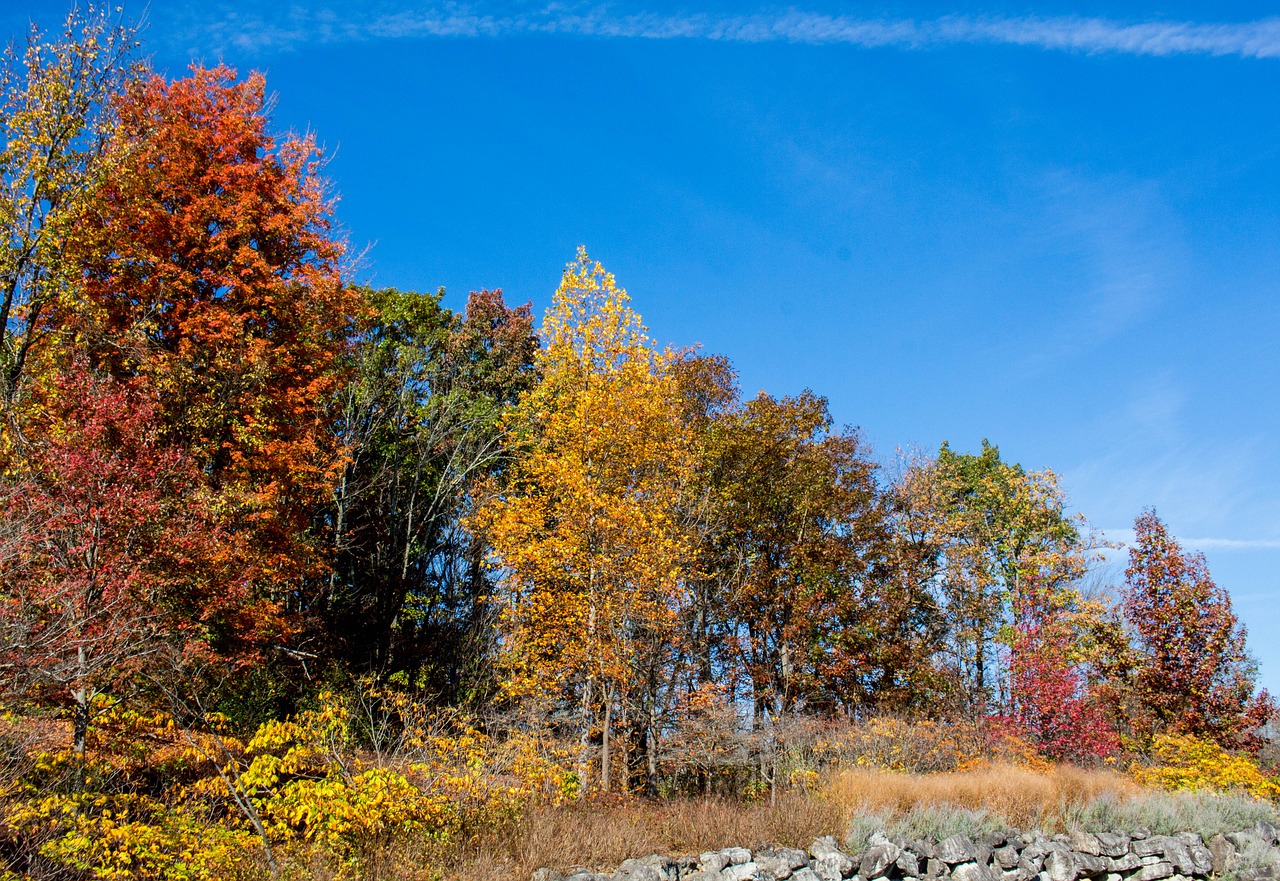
4;788;254;880
1131;733;1280;799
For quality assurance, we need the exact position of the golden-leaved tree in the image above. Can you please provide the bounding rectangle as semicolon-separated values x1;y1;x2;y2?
475;249;697;793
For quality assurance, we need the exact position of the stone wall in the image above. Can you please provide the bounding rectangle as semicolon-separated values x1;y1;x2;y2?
534;821;1280;881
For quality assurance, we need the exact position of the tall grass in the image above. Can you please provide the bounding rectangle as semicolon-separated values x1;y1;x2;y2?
827;763;1280;844
440;795;846;880
827;762;1142;831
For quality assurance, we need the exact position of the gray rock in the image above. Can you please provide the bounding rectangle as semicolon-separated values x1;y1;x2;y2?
925;858;948;877
533;870;565;881
792;871;822;881
1102;875;1122;881
1132;829;1152;841
567;874;613;881
1130;862;1174;881
755;853;795;880
1164;843;1194;875
939;836;979;865
1070;833;1103;856
1075;854;1108;878
914;841;937;861
1093;833;1130;859
952;862;995;881
1131;837;1171;858
682;874;721;881
701;853;731;874
1208;834;1238;875
1023;838;1054;863
1140;856;1164;866
897;851;921;877
862;843;903;879
1105;854;1142;872
785;850;812;870
813;851;855;881
725;863;775;881
1259;821;1280;847
1185;843;1213;875
869;832;894;848
1019;857;1043;876
725;848;754;867
994;847;1020;870
1002;869;1032;881
811;837;842;857
1043;849;1079;881
975;843;995;867
613;863;664;881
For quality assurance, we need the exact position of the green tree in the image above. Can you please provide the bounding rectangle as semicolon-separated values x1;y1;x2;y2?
328;286;535;694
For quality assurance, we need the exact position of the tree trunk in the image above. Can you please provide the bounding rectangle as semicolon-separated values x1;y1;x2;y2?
601;696;612;792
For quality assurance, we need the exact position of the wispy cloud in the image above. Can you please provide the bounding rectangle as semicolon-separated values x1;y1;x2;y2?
1100;528;1280;552
164;4;1280;59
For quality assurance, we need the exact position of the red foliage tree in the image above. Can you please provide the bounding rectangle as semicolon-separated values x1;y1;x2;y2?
1007;580;1119;761
0;368;236;755
1122;509;1273;746
46;65;365;644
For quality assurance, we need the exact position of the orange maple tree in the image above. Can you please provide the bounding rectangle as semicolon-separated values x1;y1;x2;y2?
44;65;365;651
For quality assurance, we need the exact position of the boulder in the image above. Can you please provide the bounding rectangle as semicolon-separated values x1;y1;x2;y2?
1069;833;1103;856
725;863;774;881
724;848;754;866
1208;834;1238;875
701;854;731;874
1093;833;1130;859
1105;854;1142;872
938;836;978;865
612;864;663;881
994;847;1020;870
755;851;796;880
1074;854;1108;877
1130;862;1174;881
861;843;903;879
1043;849;1079;881
952;862;996;881
897;851;921;877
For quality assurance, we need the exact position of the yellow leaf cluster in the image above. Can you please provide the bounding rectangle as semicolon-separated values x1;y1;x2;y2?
1131;733;1280;799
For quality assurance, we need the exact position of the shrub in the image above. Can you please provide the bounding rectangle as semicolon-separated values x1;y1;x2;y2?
1131;733;1280;799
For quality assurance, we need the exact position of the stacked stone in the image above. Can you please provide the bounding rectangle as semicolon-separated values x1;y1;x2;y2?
534;820;1280;881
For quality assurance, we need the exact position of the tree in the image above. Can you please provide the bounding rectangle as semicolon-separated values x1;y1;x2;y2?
328;285;535;691
1006;578;1119;761
475;249;697;793
48;65;365;652
0;367;231;758
921;440;1094;710
1121;509;1273;746
0;7;139;408
710;392;901;717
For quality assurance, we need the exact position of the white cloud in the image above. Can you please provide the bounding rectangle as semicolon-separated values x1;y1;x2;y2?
164;5;1280;59
1099;527;1280;552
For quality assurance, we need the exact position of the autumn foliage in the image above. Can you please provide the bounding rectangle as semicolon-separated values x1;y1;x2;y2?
0;10;1275;881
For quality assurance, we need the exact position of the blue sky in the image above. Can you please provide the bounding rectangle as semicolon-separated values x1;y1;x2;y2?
13;2;1279;692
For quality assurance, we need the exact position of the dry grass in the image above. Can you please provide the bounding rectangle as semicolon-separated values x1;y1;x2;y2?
438;794;846;881
825;762;1143;831
237;763;1280;880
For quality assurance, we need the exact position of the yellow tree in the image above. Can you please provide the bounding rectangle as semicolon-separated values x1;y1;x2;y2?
475;249;696;793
